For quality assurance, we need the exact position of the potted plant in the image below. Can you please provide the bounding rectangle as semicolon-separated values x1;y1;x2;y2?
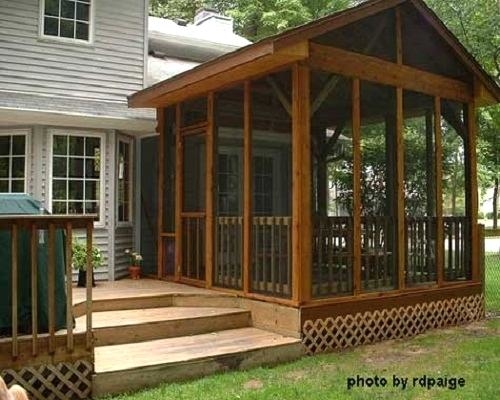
125;249;142;279
73;240;102;287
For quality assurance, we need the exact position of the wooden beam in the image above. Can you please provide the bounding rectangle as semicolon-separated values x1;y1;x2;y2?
352;78;362;295
157;108;165;279
65;222;74;353
396;87;406;290
266;77;292;115
275;0;406;50
309;43;473;104
205;93;215;289
395;7;403;65
132;43;309;108
409;0;500;105
292;63;312;303
435;97;444;286
48;223;56;354
465;95;479;282
174;104;183;282
243;81;252;295
311;18;388;116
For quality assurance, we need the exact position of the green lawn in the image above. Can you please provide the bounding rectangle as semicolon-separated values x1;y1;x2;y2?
486;254;500;312
106;319;500;400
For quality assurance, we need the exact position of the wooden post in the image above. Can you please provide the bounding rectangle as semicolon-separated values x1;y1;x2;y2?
30;223;38;356
396;87;406;289
11;223;18;359
352;78;362;294
292;63;312;303
48;223;56;354
175;103;183;281
243;81;252;295
434;97;444;286
206;93;215;288
65;222;74;352
465;97;479;281
157;108;165;279
86;222;93;351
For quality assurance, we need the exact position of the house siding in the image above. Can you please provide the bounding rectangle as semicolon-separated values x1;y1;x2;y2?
0;0;147;101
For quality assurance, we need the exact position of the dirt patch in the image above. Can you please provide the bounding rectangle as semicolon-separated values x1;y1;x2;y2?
243;379;264;390
283;370;307;382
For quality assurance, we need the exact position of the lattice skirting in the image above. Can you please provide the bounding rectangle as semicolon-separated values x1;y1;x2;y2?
302;294;484;355
1;360;92;400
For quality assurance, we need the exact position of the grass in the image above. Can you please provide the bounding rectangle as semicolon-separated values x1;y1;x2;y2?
485;253;500;312
106;318;500;400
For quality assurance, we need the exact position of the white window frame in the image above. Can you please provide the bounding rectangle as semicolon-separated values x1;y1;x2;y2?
116;135;134;226
0;129;31;194
39;0;95;45
48;129;106;226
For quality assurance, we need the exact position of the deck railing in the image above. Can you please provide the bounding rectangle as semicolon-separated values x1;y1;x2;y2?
405;217;437;285
252;216;292;298
312;216;353;297
181;214;206;281
214;216;242;289
443;216;470;281
311;215;473;298
0;215;94;368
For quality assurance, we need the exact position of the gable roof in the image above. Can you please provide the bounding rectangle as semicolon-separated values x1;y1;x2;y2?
129;0;500;108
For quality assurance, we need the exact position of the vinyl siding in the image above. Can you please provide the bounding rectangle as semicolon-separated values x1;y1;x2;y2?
0;0;146;102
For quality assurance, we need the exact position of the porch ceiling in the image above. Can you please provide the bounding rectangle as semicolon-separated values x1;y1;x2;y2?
128;0;500;109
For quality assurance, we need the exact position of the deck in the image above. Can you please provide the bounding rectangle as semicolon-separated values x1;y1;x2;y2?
73;279;303;397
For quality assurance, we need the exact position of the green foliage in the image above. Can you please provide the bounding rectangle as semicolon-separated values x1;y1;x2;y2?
72;240;102;271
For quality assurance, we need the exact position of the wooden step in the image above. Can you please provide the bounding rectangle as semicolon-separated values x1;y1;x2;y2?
92;327;303;397
73;292;239;318
75;307;251;346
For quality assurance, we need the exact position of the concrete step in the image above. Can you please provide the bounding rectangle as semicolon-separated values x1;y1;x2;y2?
75;307;251;346
92;327;303;397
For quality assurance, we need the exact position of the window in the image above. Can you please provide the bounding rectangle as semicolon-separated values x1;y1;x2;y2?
42;0;91;41
218;153;241;216
253;155;274;215
51;134;101;216
0;133;27;193
117;139;132;223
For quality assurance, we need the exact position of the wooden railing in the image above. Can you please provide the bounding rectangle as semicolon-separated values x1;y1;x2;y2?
312;217;353;297
361;216;395;291
252;216;292;298
0;215;94;368
214;216;242;290
443;216;470;281
405;217;437;285
181;214;205;281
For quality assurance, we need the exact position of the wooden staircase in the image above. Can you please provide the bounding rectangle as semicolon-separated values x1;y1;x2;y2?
74;290;303;397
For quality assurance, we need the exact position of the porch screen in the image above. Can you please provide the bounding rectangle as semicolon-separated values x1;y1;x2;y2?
250;69;292;298
403;91;437;285
359;81;397;291
310;71;354;298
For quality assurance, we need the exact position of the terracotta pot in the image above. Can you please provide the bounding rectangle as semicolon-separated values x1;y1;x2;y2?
128;265;141;280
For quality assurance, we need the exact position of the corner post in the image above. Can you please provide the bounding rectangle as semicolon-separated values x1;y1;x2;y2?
206;93;215;288
156;107;165;279
292;63;312;303
243;81;252;295
174;104;183;281
465;89;479;282
352;78;362;294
